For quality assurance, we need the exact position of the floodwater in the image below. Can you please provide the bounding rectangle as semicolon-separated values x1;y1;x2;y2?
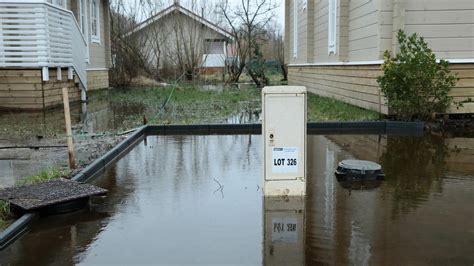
1;134;473;265
0;86;260;186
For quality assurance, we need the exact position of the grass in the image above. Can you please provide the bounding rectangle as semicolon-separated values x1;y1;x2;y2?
18;167;71;186
0;200;11;229
90;83;380;130
308;94;380;121
93;84;261;128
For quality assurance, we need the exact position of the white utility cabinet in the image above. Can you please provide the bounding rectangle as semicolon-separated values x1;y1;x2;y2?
262;86;307;196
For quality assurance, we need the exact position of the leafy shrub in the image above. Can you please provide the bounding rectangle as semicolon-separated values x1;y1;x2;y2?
377;30;459;120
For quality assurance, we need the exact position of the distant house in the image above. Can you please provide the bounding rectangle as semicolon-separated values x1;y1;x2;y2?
127;3;233;76
285;0;474;114
0;0;111;110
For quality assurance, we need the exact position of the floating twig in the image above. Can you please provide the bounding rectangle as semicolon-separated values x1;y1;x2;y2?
213;178;224;198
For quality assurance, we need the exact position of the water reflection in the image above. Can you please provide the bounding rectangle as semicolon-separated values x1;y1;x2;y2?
1;135;473;265
263;196;305;266
379;135;447;220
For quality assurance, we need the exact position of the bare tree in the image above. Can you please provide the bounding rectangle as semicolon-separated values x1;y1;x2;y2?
218;0;278;87
171;1;209;80
263;23;287;81
110;0;166;85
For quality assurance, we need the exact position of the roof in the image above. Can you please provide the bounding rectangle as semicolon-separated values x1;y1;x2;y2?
127;4;233;40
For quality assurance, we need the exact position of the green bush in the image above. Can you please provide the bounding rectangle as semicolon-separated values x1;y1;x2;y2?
377;30;459;120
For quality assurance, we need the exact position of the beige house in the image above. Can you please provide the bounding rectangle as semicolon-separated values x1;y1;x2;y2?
0;0;111;110
128;3;233;76
285;0;474;114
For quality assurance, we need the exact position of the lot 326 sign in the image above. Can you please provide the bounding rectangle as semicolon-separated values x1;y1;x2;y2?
272;147;298;173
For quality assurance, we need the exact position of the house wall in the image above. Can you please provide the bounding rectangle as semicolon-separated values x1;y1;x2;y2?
403;1;474;59
288;64;388;114
87;70;109;90
70;0;111;90
286;0;474;114
88;0;111;70
0;69;80;110
135;12;227;71
347;0;380;61
313;0;334;62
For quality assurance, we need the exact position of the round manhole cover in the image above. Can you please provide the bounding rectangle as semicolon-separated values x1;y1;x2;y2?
335;159;384;180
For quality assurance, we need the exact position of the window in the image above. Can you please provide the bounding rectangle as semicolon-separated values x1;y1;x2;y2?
328;0;337;54
293;0;298;59
79;0;87;36
91;0;100;43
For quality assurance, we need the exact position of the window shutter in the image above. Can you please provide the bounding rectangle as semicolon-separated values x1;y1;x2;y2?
328;0;337;54
293;0;298;59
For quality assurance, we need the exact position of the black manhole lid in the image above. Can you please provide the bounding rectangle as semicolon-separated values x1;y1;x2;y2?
335;159;384;180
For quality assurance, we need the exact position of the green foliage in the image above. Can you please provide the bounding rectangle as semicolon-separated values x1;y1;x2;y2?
247;41;269;88
18;167;70;186
0;200;11;229
377;30;459;120
0;200;10;219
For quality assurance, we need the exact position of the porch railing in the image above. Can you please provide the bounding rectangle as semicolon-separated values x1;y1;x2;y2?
0;0;88;91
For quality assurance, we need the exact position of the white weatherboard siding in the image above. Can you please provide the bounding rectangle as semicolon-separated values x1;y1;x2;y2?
403;1;474;59
0;1;88;90
347;0;379;61
285;0;474;114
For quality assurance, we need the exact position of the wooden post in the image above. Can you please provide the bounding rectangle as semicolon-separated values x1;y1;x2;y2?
62;87;76;169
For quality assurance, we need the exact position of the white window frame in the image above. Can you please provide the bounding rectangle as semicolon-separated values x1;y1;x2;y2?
328;0;337;55
79;0;88;36
293;0;298;59
90;0;101;44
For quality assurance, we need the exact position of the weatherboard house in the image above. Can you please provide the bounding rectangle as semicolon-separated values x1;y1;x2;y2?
285;0;474;114
0;0;111;110
127;3;234;76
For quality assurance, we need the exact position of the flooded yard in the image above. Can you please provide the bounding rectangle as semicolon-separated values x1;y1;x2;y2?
1;134;473;265
0;86;261;186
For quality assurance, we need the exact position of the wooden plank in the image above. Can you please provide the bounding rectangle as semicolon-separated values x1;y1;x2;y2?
291;71;380;87
0;83;42;91
0;96;43;104
292;78;387;112
291;74;382;95
0;90;43;98
0;70;42;77
0;76;42;84
405;24;474;38
0;103;44;110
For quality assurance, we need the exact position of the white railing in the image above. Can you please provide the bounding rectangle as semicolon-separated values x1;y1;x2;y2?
0;1;88;90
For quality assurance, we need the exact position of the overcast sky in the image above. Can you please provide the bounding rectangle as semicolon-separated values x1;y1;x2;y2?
122;0;285;29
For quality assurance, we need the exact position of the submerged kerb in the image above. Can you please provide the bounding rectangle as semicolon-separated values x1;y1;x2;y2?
0;121;423;250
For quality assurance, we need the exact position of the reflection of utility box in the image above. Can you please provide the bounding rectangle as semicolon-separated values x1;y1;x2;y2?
263;196;305;266
263;86;307;196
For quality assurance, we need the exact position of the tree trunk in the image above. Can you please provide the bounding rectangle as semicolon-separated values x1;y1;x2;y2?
281;64;288;81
